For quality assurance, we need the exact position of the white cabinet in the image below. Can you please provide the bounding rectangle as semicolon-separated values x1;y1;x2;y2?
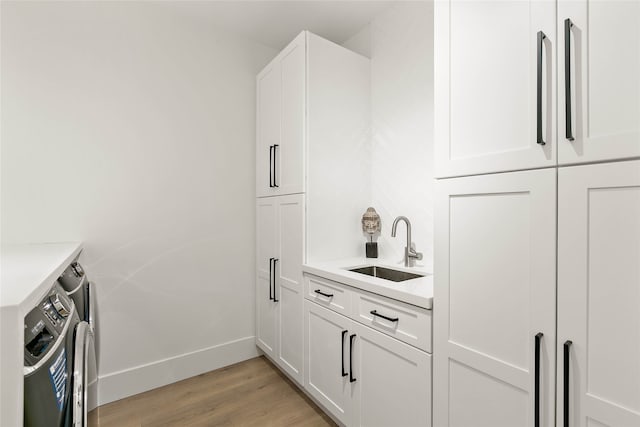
557;160;640;427
434;0;556;178
255;30;370;422
303;274;432;427
558;1;640;165
350;320;431;427
255;194;304;384
304;299;432;427
256;197;277;358
436;0;640;177
434;169;557;427
304;299;353;425
256;30;370;261
256;33;305;198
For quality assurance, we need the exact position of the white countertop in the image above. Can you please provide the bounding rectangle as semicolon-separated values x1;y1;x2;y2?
0;241;82;427
1;242;83;310
303;257;433;309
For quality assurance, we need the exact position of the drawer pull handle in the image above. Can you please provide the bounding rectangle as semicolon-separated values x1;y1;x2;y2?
370;310;398;323
314;289;334;298
341;330;348;377
349;334;357;383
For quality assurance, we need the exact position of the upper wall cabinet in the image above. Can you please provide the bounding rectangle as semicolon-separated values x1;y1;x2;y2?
256;31;370;261
558;1;640;165
256;33;305;197
435;0;556;178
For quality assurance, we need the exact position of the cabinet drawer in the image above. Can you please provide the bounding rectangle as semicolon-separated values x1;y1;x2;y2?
304;274;352;316
352;291;432;353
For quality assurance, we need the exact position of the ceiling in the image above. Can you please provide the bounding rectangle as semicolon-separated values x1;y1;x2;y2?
159;1;401;50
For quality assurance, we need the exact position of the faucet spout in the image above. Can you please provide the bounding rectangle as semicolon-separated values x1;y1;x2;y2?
391;216;422;267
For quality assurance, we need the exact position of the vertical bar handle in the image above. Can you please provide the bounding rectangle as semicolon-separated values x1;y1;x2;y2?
272;258;279;302
564;19;575;141
269;145;274;188
273;144;279;188
349;334;356;383
341;330;348;377
535;332;544;427
564;340;573;427
268;258;274;301
537;31;547;146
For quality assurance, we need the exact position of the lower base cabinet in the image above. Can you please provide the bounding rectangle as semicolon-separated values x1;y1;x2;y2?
304;299;432;426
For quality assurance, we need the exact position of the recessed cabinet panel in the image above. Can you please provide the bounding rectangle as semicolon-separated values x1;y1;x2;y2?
434;169;556;427
278;283;303;382
256;63;281;197
558;161;640;427
276;194;304;384
304;274;352;317
449;192;530;369
279;39;305;196
256;274;276;357
350;322;431;427
558;1;640;164
256;33;305;197
352;292;431;353
256;198;277;357
435;0;556;177
304;300;352;426
278;195;304;289
449;360;528;427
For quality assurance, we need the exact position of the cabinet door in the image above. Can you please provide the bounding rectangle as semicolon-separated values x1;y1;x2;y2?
434;169;556;427
275;194;305;384
435;0;556;178
350;322;431;427
558;161;640;427
256;198;277;357
256;60;281;198
304;300;353;426
558;1;640;165
277;33;305;196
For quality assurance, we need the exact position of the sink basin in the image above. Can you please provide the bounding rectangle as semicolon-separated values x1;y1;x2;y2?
348;266;424;282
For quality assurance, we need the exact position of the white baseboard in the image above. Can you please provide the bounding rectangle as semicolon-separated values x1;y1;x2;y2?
97;336;259;406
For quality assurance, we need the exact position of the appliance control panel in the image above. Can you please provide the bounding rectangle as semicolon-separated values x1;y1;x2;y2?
24;283;77;366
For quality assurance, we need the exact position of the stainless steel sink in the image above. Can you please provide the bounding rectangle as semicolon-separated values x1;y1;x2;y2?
348;266;424;282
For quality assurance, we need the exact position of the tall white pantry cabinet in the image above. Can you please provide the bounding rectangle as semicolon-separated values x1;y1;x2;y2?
434;1;640;427
255;31;370;386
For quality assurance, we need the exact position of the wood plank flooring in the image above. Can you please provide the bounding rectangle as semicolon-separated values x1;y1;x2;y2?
96;356;336;427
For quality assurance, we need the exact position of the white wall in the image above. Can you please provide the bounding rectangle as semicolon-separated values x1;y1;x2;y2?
343;2;434;270
1;1;276;404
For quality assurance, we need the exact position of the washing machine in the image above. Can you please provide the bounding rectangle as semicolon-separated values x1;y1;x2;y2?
58;257;99;426
24;281;99;426
24;282;80;427
71;321;98;426
58;258;99;366
58;259;95;326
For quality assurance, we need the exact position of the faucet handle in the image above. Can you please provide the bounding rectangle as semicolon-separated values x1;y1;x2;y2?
408;242;423;260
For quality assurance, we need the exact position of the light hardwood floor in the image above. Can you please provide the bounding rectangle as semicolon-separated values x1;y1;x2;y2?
96;356;336;427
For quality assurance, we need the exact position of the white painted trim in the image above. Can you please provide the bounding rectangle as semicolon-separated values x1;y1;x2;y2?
97;337;259;405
